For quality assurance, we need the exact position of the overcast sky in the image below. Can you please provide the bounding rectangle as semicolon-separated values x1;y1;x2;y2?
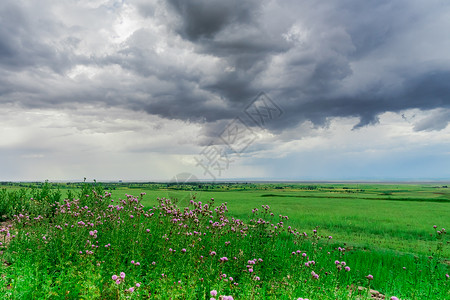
1;0;450;181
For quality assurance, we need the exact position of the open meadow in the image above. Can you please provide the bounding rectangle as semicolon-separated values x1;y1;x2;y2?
0;181;448;299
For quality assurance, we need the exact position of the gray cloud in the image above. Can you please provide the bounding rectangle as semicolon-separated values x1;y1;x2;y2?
166;0;261;41
413;109;450;132
1;0;450;144
0;1;77;73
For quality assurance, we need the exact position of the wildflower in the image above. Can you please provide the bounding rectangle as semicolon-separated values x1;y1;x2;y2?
120;272;125;279
390;297;399;300
181;248;186;253
335;260;340;265
210;251;216;256
115;279;121;284
345;266;351;272
366;274;374;280
127;287;134;292
248;268;254;273
446;273;449;279
112;275;118;280
210;290;218;297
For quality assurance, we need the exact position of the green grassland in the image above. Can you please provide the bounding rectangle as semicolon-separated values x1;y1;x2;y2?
0;181;448;299
111;182;450;257
2;181;449;257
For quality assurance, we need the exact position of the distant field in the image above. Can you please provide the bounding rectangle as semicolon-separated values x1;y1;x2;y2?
106;183;450;257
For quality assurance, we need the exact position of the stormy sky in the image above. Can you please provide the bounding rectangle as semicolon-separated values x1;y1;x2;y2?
1;0;450;181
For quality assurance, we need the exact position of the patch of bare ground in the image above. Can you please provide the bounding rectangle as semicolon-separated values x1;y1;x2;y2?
348;285;388;300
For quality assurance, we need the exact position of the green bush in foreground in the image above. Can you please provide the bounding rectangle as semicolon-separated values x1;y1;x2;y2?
0;188;448;299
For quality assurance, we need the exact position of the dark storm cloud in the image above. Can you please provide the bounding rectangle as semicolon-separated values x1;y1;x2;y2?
159;0;450;134
0;2;76;73
1;0;450;141
164;0;291;105
271;70;450;132
166;0;260;41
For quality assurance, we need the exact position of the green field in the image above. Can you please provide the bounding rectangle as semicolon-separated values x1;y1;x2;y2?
0;181;448;299
101;182;450;257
